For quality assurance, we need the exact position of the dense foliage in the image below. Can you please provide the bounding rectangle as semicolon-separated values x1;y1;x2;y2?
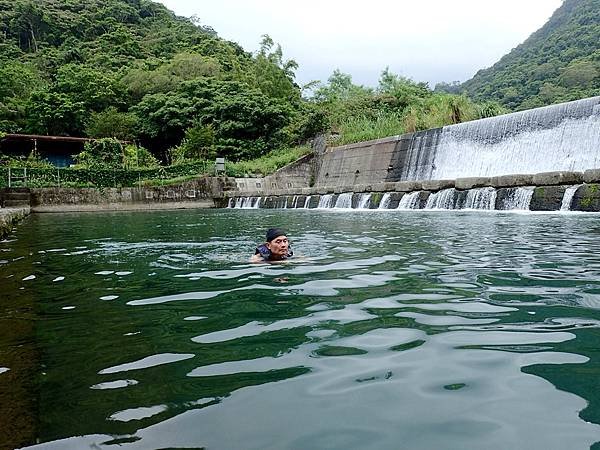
0;0;510;170
0;0;311;162
310;69;507;146
459;0;600;110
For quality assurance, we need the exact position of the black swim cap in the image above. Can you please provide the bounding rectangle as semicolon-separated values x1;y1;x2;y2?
266;228;286;242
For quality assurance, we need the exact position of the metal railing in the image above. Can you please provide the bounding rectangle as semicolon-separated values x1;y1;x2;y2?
7;167;27;188
1;162;214;189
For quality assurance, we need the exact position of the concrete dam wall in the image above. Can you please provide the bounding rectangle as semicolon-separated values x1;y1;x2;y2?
227;96;600;212
315;96;600;187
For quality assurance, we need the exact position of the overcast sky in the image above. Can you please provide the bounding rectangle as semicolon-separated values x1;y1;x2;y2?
158;0;563;89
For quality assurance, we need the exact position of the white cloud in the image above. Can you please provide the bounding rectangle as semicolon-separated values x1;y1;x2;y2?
158;0;563;87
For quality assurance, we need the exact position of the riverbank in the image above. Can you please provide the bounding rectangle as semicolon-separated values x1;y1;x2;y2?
0;207;30;239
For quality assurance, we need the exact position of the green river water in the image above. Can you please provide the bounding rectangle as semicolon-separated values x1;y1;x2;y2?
1;209;600;450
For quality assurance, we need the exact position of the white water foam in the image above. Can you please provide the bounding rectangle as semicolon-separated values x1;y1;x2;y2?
234;197;261;209
425;189;457;210
503;187;535;210
430;98;600;180
378;193;392;209
561;185;582;211
464;187;497;210
334;193;353;209
398;192;421;210
356;193;372;209
317;194;335;209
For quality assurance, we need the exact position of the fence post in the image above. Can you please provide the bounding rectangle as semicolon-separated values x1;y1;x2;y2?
57;168;60;188
8;167;11;188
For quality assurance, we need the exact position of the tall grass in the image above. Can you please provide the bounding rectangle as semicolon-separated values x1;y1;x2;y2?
402;95;481;133
328;94;498;145
334;112;405;146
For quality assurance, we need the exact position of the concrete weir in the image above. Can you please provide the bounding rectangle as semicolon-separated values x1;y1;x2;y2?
226;96;600;212
224;170;600;212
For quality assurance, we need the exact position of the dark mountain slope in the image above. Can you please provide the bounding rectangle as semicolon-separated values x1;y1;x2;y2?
461;0;600;110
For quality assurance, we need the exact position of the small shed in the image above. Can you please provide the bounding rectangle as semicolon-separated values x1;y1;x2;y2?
0;134;91;167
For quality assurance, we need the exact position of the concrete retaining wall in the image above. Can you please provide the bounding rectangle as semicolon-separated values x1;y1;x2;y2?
232;153;315;196
29;177;231;212
314;130;445;187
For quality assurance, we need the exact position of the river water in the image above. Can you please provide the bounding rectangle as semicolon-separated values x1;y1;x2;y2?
2;209;600;450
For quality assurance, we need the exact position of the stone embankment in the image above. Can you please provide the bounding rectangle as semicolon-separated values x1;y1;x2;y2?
0;207;30;239
222;169;600;212
1;177;234;212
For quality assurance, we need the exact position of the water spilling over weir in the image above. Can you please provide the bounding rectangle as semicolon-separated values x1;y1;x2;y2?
228;186;551;211
402;96;600;181
228;96;600;212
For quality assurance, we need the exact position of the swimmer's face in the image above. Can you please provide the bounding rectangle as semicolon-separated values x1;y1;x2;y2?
267;235;289;258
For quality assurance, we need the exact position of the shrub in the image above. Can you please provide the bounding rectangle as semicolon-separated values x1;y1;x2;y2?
75;138;123;168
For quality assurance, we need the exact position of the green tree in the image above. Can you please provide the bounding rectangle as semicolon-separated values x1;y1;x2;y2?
170;123;216;163
55;64;126;112
251;35;300;102
26;90;86;135
559;59;599;88
0;62;42;132
313;69;373;103
9;0;46;52
85;107;138;140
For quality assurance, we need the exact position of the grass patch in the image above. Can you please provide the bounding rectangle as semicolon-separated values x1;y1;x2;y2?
333;113;405;146
225;146;311;177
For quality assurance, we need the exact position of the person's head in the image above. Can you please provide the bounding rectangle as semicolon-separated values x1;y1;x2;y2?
265;227;289;259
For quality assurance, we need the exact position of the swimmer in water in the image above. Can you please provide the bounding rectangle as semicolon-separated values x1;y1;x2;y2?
250;228;293;263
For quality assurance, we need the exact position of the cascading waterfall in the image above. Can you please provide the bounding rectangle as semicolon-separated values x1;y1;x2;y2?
335;193;353;209
378;193;392;209
464;188;497;210
401;129;442;181
561;185;582;211
357;193;372;209
398;191;421;210
400;97;600;181
231;197;262;209
425;189;457;210
227;187;542;211
317;194;334;209
501;187;535;210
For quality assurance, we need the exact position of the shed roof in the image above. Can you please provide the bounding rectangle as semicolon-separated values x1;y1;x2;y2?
2;134;92;143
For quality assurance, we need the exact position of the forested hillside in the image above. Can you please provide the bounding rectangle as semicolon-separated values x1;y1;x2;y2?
460;0;600;110
0;0;504;167
0;0;322;161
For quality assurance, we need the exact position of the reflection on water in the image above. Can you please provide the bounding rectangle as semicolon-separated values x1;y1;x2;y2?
1;209;600;449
